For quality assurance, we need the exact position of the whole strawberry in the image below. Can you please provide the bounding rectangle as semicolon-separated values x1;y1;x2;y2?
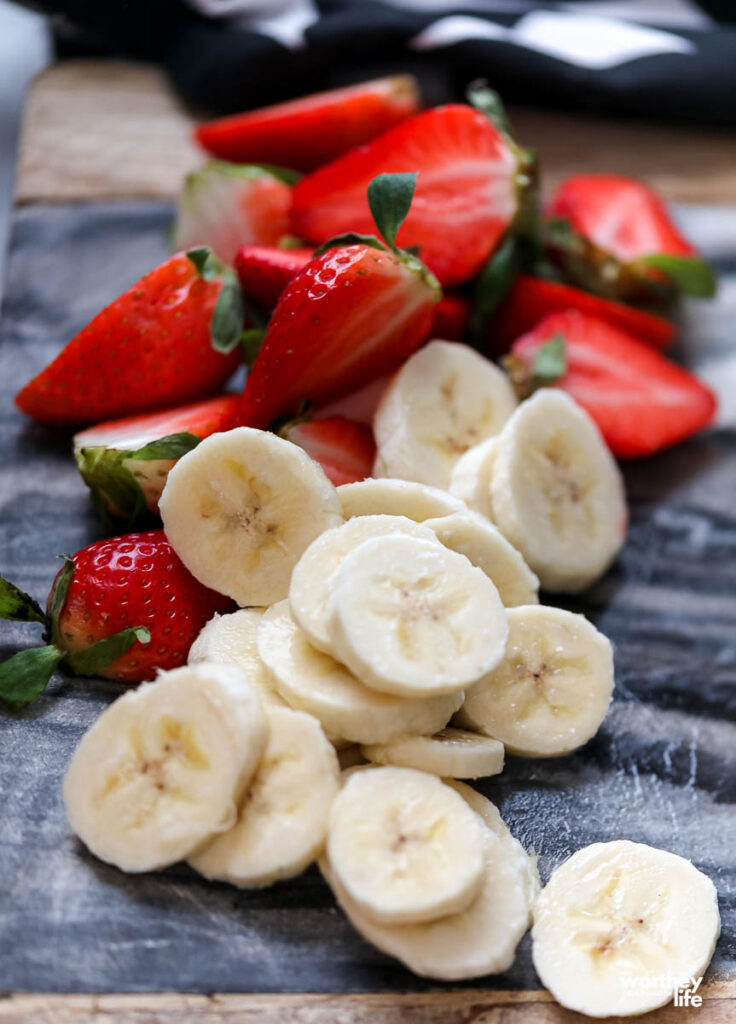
0;531;232;708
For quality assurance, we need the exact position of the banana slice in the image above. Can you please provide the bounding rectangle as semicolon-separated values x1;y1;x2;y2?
189;706;339;887
361;729;504;779
448;436;498;518
489;390;627;593
337;479;465;522
456;605;614;757
362;729;507;774
188;609;285;709
321;823;532;979
532;840;721;1018
329;535;508;698
289;514;439;655
257;602;463;744
425;511;539;607
63;663;268;872
328;767;486;925
159;427;343;606
373;341;517;489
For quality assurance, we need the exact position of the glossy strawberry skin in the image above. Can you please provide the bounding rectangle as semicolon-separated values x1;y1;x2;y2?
291;105;519;287
287;416;376;486
195;76;421;171
15;253;241;426
511;311;717;458
488;275;675;353
52;531;232;683
235;245;313;309
74;394;239;450
431;293;470;341
236;245;436;429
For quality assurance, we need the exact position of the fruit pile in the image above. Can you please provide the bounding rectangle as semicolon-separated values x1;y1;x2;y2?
1;76;722;1014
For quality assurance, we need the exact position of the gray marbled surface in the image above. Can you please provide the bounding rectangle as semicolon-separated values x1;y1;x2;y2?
0;203;734;994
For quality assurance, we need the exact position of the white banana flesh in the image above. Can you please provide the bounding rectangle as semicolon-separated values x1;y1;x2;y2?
457;604;614;757
489;389;627;593
289;514;438;655
328;767;486;925
257;601;463;745
159;427;343;606
188;609;285;709
337;479;465;522
361;729;504;780
448;436;498;518
532;840;720;1018
329;535;508;698
63;663;268;872
189;706;339;887
424;511;539;607
373;341;517;489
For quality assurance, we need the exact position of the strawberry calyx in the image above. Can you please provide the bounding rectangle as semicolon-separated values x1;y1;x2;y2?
185;246;246;354
0;561;150;710
503;334;567;400
313;172;441;300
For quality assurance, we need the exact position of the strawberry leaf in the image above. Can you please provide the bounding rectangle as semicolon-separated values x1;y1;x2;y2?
47;556;74;648
0;645;64;710
76;448;148;527
0;577;46;624
533;334;567;386
367;172;417;252
130;433;200;461
186;246;218;278
210;274;246;353
637;254;717;299
65;626;151;677
241;327;265;366
466;80;510;134
470;233;522;340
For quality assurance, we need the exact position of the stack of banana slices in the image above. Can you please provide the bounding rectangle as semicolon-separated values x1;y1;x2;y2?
63;340;720;1013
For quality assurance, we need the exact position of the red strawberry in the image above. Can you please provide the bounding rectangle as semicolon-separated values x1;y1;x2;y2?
431;293;470;341
509;310;717;458
172;163;294;266
195;76;421;172
235;245;313;309
285;416;376;486
74;394;239;525
0;532;232;707
291;105;519;286
488;275;675;353
315;374;392;425
15;249;244;426
236;173;439;429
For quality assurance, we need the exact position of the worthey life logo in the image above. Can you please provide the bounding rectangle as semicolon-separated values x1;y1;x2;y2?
673;976;704;1008
620;972;704;1007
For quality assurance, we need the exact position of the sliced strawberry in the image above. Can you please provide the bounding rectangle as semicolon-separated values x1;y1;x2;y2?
74;394;239;525
285;416;376;486
235;244;313;309
172;162;293;265
430;293;470;341
292;105;519;287
15;249;243;426
509;310;717;458
236;173;439;429
315;374;393;426
195;76;421;172
488;275;675;353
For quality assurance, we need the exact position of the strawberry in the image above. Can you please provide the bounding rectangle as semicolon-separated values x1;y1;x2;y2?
74;394;239;526
487;275;675;353
285;416;376;486
315;374;392;426
172;162;295;266
291;104;520;286
235;173;439;429
544;175;715;301
15;249;244;426
195;76;421;172
235;244;313;309
0;531;232;708
431;293;470;341
507;310;717;458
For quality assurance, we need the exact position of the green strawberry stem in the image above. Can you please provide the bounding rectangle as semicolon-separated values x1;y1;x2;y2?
0;577;45;624
503;334;567;400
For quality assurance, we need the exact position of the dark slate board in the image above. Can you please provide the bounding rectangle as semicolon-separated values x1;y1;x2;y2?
0;202;735;995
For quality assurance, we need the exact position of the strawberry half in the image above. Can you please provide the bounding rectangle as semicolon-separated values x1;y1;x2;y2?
236;172;439;429
195;76;421;172
74;394;239;526
545;175;715;302
507;310;717;458
291;104;519;286
0;531;232;707
15;249;244;426
487;275;675;353
431;293;470;342
285;416;376;486
235;244;313;309
172;162;295;266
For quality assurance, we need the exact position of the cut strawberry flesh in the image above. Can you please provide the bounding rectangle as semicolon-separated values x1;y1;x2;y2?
287;416;376;486
74;394;239;451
